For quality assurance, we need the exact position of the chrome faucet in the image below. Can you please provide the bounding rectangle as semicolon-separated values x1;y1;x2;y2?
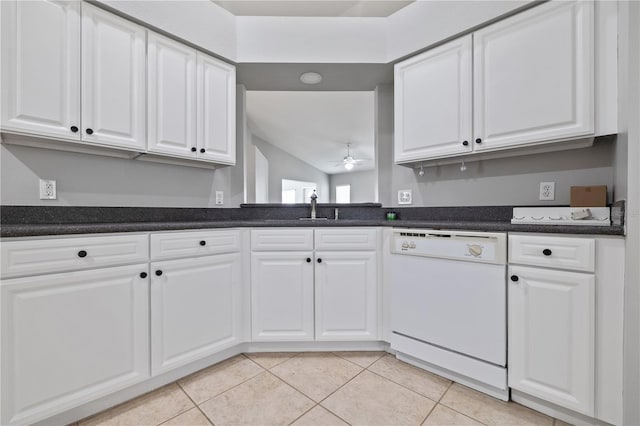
310;190;318;219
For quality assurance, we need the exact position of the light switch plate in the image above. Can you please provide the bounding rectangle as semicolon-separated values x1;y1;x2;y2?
398;189;412;205
215;191;224;205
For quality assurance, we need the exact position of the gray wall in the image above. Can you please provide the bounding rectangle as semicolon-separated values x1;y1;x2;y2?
374;86;615;208
329;170;377;203
0;86;248;208
249;135;330;203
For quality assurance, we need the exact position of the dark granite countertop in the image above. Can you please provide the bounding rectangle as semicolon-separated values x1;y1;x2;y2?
0;205;625;237
0;219;624;237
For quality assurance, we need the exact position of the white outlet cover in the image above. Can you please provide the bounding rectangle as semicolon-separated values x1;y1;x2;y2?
398;189;412;205
39;179;57;200
215;191;224;205
539;181;555;201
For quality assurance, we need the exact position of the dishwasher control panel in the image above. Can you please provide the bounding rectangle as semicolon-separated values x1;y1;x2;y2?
391;229;507;265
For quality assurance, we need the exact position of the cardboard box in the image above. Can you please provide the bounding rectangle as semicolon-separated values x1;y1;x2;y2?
570;185;607;207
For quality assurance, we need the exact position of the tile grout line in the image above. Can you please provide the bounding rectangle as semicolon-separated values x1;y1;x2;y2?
330;351;386;369
174;381;216;426
363;365;444;405
180;356;267;408
285;403;320;426
243;352;297;370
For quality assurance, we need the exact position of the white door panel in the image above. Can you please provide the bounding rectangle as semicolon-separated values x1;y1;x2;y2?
1;0;80;139
81;3;146;150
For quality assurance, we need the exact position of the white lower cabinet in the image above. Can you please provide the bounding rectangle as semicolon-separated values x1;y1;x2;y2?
0;264;150;426
315;251;377;340
150;252;243;375
508;266;595;416
250;228;379;343
251;251;315;341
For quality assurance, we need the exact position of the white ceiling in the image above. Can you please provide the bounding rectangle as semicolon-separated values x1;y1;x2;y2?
213;1;414;17
246;91;375;175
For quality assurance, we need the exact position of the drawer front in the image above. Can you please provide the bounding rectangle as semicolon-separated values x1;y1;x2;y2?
151;230;240;260
314;228;378;251
251;229;313;251
1;234;149;278
509;235;595;272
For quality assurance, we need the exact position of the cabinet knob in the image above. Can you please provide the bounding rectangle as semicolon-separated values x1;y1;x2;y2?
77;250;87;258
475;138;482;144
191;147;197;152
510;275;519;282
70;126;79;133
155;270;163;276
542;249;552;256
140;272;148;278
199;240;206;246
317;258;322;263
200;148;206;153
306;257;311;263
462;140;469;146
86;128;94;135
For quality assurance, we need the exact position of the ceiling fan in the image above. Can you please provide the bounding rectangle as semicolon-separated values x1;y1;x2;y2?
334;143;369;170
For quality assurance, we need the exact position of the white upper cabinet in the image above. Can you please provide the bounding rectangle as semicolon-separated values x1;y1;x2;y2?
81;3;146;150
473;0;594;151
197;53;236;164
1;0;81;140
394;35;473;162
147;32;198;158
394;0;596;163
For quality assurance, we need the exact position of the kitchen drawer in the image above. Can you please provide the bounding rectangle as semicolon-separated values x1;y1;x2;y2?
1;234;149;278
251;229;313;251
509;234;595;272
314;228;378;251
151;229;240;260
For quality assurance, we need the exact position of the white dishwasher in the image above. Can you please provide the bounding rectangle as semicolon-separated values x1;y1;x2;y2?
390;229;509;400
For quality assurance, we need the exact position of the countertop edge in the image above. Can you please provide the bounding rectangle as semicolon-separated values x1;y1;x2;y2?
0;221;625;238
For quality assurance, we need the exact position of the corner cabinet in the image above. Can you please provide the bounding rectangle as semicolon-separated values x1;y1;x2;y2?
148;33;236;164
394;0;596;163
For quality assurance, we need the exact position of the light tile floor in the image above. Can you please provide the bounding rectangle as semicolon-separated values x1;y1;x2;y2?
77;352;569;426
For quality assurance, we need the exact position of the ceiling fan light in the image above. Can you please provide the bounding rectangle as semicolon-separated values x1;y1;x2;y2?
344;162;354;170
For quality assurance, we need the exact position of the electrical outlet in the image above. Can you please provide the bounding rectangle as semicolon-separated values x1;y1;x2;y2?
539;182;555;201
39;179;57;200
215;191;224;205
398;189;412;205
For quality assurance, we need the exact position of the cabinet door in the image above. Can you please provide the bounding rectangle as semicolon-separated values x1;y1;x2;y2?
147;32;197;158
508;266;595;415
473;1;594;151
251;252;314;341
394;35;472;163
197;53;236;164
0;264;149;426
81;3;146;150
150;254;242;375
315;251;377;340
0;0;80;140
